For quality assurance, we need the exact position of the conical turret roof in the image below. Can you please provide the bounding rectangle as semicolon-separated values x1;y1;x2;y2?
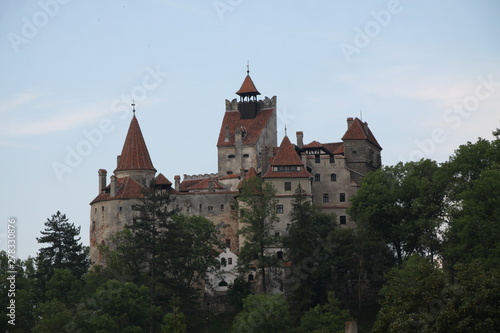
236;74;261;97
114;115;156;173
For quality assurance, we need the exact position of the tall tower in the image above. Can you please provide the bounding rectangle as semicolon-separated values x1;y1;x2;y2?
217;69;277;178
89;113;157;263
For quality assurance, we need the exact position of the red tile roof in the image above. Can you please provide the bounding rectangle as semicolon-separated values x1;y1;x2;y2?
341;117;382;149
187;177;225;191
263;136;311;178
219;173;241;180
155;173;172;185
90;176;144;204
323;142;344;155
235;74;260;96
115;116;156;172
217;107;275;147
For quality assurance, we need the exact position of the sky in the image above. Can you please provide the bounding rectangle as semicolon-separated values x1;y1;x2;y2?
1;0;499;260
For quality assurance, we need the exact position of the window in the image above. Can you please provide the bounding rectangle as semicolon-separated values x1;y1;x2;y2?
119;206;122;212
275;232;280;237
275;166;299;172
315;154;320;163
228;154;235;159
284;182;292;191
243;154;249;158
331;173;337;181
228;258;233;265
340;216;347;225
323;193;329;203
340;193;346;202
220;204;224;211
277;251;283;260
199;204;202;211
248;274;254;282
276;204;284;214
218;280;228;287
221;258;227;267
94;208;97;213
315;174;321;182
102;206;104;212
352;150;357;154
208;206;214;211
227;171;233;175
330;155;335;163
226;239;231;248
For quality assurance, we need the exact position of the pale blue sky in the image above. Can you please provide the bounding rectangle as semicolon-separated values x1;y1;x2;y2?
1;0;499;259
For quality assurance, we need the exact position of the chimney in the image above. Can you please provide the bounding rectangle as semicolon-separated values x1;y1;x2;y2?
174;175;181;192
347;117;354;129
116;155;121;168
345;322;357;333
296;131;304;148
110;175;117;197
98;169;107;193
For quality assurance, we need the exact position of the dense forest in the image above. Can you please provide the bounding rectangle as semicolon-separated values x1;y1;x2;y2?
2;131;499;332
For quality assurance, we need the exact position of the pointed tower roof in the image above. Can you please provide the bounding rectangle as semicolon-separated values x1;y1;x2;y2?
236;70;261;97
114;115;156;173
263;136;311;178
341;117;382;149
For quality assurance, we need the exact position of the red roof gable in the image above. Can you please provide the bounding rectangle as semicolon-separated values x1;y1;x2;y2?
263;136;311;179
217;108;275;147
341;118;382;149
90;176;144;204
115;116;156;173
236;74;260;96
155;173;172;185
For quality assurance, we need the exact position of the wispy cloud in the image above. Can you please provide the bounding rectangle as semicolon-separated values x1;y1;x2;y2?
0;90;45;114
0;101;115;137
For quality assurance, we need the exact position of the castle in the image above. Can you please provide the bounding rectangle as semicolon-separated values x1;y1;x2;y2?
89;70;382;290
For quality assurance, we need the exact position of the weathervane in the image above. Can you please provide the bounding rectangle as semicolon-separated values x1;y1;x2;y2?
284;125;287;136
132;100;136;115
247;60;249;75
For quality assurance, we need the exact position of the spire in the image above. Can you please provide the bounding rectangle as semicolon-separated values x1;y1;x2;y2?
114;115;156;174
235;65;260;99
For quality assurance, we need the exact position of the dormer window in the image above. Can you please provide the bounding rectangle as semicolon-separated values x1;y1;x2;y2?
273;166;300;172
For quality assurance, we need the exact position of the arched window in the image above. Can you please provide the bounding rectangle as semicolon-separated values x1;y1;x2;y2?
218;280;228;287
331;173;337;181
248;274;254;282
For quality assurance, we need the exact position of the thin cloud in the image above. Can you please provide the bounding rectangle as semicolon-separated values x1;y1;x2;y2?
0;101;115;137
0;90;45;114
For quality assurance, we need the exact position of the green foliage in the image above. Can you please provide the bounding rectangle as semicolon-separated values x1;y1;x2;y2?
161;298;187;333
237;176;281;293
227;276;252;312
232;293;291;333
443;165;500;270
374;256;500;332
349;160;445;264
282;184;338;313
32;299;73;333
295;291;350;333
76;279;162;333
36;211;89;280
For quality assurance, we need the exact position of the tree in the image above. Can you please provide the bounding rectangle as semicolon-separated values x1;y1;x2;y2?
36;211;89;280
75;280;162;333
232;293;291;333
373;256;500;333
373;255;447;333
295;291;351;333
348;160;445;265
237;176;280;293
443;166;500;270
282;185;337;313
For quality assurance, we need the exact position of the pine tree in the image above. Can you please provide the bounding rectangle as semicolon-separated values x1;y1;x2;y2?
36;211;89;280
237;176;280;293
